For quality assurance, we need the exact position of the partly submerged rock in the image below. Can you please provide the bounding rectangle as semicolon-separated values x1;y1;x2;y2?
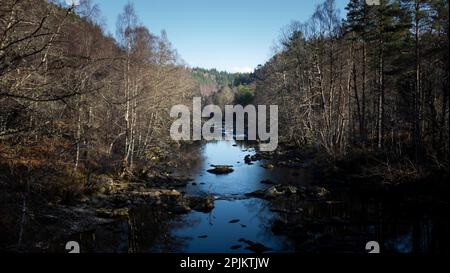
187;196;215;213
244;155;252;164
246;185;298;199
238;238;273;253
246;188;279;199
207;165;234;175
246;184;330;200
147;174;193;188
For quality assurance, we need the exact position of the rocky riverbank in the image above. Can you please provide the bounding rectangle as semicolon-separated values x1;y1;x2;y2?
1;141;447;253
0;168;216;252
240;143;449;253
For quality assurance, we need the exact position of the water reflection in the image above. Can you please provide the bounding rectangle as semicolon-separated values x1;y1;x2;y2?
269;191;449;253
152;137;297;253
183;139;309;197
166;199;292;253
54;133;447;254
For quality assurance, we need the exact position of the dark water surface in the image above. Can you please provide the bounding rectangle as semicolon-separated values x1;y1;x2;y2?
57;136;448;254
153;139;301;253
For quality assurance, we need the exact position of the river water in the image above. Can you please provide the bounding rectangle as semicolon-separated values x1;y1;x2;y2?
60;134;448;254
152;139;302;253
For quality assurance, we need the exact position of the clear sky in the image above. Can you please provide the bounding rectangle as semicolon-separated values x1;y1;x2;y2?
91;0;349;73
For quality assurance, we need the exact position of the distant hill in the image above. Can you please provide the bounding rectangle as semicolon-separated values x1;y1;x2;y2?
191;68;254;97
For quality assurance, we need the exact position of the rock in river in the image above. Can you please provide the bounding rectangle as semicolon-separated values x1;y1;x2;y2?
238;238;273;253
187;196;215;213
207;165;234;175
246;185;298;199
246;184;330;200
244;155;252;164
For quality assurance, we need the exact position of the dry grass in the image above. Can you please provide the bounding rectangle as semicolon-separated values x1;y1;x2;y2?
0;139;89;204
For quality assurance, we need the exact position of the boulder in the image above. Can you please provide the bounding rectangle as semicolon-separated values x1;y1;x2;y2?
207;165;234;175
244;155;252;164
246;187;282;199
188;196;215;213
247;184;330;200
246;185;298;199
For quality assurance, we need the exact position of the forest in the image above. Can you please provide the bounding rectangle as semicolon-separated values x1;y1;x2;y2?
254;0;448;182
1;0;197;178
0;0;448;254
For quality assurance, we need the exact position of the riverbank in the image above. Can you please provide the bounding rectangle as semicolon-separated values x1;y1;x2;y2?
253;142;448;192
0;140;215;252
0;169;218;252
1;140;447;253
246;143;449;253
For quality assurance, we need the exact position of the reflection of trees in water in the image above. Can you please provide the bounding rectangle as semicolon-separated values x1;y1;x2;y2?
156;214;204;253
72;199;445;253
268;192;447;253
128;206;204;253
128;205;181;253
241;199;294;252
71;205;196;253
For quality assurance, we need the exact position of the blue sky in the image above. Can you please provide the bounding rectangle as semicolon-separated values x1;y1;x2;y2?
91;0;349;73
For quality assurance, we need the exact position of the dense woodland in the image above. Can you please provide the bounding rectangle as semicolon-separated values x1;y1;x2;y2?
254;0;448;178
191;67;254;101
0;0;198;180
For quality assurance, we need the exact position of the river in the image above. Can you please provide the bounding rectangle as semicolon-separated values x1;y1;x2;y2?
151;138;302;253
64;132;448;254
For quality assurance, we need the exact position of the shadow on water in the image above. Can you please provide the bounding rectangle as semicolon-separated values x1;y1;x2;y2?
269;189;449;253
